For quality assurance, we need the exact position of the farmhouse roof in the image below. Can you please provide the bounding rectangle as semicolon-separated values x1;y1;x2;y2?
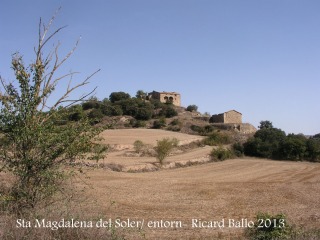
159;91;180;95
225;110;242;115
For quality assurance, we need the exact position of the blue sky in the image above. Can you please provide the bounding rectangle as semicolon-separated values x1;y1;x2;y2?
1;1;319;135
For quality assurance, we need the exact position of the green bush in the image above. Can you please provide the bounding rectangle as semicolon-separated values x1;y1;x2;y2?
191;124;215;136
159;105;178;118
68;106;85;121
203;132;231;146
135;107;153;120
153;118;166;129
154;138;179;165
88;109;104;123
82;100;101;110
101;105;123;116
170;119;181;126
246;213;292;240
210;147;233;161
232;142;244;157
130;119;146;128
133;140;145;153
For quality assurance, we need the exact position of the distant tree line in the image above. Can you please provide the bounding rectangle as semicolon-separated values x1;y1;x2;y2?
65;90;178;125
242;121;320;162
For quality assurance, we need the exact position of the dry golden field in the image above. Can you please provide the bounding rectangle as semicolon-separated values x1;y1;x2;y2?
1;129;319;239
73;129;320;239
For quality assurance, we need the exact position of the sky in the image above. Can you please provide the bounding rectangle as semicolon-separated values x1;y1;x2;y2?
0;0;319;135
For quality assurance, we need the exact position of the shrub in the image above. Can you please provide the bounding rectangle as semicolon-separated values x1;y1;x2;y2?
190;125;203;133
153;118;166;129
154;138;179;165
101;105;123;116
246;213;292;240
210;147;233;161
82;100;101;110
170;119;181;126
203;132;231;146
159;105;178;118
133;140;145;153
191;124;215;136
88;108;104;121
135;107;153;120
68;106;85;121
232;142;244;157
186;104;198;112
167;126;181;132
130;119;146;128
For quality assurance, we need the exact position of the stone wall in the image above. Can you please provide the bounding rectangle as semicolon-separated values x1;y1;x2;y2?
148;91;181;106
210;110;242;124
209;113;224;123
211;123;257;134
224;110;242;123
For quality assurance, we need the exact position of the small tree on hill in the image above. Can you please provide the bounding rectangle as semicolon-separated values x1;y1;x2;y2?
258;120;273;129
135;90;147;100
109;91;131;103
0;10;105;214
154;138;179;165
186;104;198;112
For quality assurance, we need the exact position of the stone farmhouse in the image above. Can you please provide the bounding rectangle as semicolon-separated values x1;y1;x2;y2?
147;91;181;106
210;110;242;124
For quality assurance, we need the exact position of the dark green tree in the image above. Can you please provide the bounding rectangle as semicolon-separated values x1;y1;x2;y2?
109;91;131;103
135;90;147;100
244;128;286;158
186;104;198;112
258;120;274;129
306;138;320;161
277;134;307;160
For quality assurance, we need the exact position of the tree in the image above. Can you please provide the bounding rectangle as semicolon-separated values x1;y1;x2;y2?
186;104;198;112
82;97;101;110
135;90;147;100
277;134;307;160
313;133;320;139
258;120;273;129
154;138;179;165
306;138;320;161
109;91;131;103
244;128;286;158
0;11;105;213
